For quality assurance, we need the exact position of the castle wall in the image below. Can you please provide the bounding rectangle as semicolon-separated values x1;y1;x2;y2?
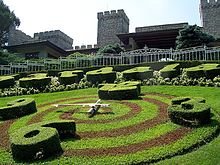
200;0;220;38
34;30;73;50
8;27;33;46
97;9;129;47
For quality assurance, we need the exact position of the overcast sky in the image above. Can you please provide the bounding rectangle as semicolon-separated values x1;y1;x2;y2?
4;0;201;46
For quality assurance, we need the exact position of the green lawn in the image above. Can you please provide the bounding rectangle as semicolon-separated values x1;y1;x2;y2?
0;86;219;165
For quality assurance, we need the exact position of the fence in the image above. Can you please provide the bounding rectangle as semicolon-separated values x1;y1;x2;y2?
0;46;220;75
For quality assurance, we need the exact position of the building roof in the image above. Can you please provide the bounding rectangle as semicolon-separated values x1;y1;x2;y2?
4;40;67;58
117;23;188;49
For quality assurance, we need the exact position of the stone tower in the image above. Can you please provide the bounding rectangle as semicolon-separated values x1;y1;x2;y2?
97;9;129;47
200;0;220;38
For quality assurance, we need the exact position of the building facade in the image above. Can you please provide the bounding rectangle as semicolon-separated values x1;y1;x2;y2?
200;0;220;38
97;9;129;47
34;30;73;50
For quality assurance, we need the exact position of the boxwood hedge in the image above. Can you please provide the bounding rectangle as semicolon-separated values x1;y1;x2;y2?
19;73;51;89
0;98;37;120
184;63;220;79
0;76;15;88
168;97;211;127
159;63;180;78
10;120;76;161
86;67;116;84
58;71;78;85
98;81;141;100
122;66;153;80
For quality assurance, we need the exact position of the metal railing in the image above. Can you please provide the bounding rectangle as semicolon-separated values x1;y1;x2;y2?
0;46;220;75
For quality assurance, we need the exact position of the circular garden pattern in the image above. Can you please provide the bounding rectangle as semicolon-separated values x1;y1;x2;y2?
0;93;219;164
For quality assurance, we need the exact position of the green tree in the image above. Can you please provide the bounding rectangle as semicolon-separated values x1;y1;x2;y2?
97;44;124;55
0;0;20;47
176;25;215;49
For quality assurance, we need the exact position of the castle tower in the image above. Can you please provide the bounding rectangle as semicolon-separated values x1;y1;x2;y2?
97;9;129;47
200;0;220;38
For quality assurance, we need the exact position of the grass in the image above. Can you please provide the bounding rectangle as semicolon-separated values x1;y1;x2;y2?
0;86;219;164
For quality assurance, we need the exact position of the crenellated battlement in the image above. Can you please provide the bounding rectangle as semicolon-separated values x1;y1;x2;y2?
200;0;220;38
97;9;129;24
200;0;220;7
74;44;98;50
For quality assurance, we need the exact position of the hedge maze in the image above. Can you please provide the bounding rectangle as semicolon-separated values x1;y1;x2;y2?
0;91;219;164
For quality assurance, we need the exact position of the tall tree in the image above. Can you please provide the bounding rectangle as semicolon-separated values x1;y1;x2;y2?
97;44;124;55
176;25;215;49
0;0;20;47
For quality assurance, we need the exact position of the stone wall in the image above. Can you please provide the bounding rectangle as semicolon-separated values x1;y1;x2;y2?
200;0;220;38
97;9;129;47
34;30;73;50
8;27;33;46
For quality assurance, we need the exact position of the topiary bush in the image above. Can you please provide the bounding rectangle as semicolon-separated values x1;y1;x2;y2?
184;63;220;79
122;67;153;80
0;75;15;88
86;67;116;84
159;63;180;79
58;71;78;85
98;81;141;100
10;120;76;161
168;96;211;127
0;98;37;120
19;73;51;89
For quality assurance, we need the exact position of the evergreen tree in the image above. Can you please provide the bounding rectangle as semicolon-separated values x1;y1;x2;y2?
176;25;215;49
97;44;124;55
0;0;20;47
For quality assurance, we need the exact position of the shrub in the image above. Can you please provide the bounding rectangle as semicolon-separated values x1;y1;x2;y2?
159;63;180;79
98;81;141;100
0;76;15;88
184;63;220;79
168;96;211;127
58;71;78;85
0;98;37;120
122;67;153;80
19;73;51;89
47;70;62;77
10;125;62;161
9;120;76;161
86;67;116;84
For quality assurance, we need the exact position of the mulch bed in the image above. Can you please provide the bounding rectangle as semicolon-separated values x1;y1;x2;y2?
0;120;15;150
64;127;192;157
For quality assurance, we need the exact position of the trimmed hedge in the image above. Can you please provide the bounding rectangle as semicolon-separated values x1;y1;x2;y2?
98;81;141;100
0;98;37;120
0;76;15;88
47;70;62;77
184;63;220;79
122;67;153;80
168;96;211;127
19;73;51;89
10;120;76;161
86;67;116;84
58;71;78;85
159;63;180;79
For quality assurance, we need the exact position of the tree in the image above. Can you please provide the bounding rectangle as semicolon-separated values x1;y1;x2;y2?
176;25;215;49
97;44;124;55
0;0;20;47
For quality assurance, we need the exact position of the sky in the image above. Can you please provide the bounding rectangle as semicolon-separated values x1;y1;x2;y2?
3;0;201;47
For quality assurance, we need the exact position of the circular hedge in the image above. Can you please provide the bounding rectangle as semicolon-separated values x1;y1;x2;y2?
10;125;62;161
168;97;211;127
0;98;37;120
